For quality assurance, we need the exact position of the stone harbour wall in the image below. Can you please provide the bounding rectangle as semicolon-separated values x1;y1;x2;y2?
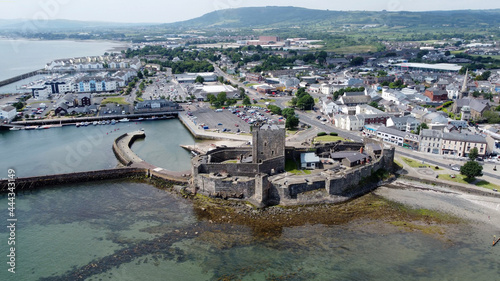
0;168;147;193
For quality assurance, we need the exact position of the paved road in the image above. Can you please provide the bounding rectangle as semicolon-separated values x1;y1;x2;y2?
396;148;500;181
274;98;363;142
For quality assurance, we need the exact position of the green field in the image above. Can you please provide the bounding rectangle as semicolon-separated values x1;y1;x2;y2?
313;136;345;143
327;45;379;54
101;97;130;105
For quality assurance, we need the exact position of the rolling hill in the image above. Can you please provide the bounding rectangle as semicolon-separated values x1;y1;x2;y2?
165;6;500;30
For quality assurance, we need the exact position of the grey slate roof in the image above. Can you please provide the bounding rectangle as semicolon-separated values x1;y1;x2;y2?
443;132;487;143
377;125;407;138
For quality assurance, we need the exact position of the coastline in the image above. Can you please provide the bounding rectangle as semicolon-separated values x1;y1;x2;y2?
378;178;500;231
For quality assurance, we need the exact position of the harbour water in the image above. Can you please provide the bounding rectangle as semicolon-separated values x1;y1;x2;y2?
0;179;498;281
0;120;499;280
0;39;127;82
0;119;194;177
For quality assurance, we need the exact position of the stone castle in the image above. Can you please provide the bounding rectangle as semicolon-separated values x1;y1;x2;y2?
191;124;394;206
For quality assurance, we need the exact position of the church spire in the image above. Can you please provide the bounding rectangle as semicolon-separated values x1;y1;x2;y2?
460;69;468;99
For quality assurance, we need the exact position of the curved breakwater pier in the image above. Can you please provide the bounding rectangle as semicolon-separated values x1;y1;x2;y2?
1;130;190;193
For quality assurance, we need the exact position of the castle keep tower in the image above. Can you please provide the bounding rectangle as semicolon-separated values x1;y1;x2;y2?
252;124;286;173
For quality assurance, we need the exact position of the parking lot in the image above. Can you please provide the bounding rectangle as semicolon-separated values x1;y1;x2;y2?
142;73;189;102
185;103;284;134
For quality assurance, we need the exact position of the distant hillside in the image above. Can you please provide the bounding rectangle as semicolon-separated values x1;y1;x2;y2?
165;6;500;30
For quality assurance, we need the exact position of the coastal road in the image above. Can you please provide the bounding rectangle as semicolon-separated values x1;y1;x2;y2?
395;148;500;181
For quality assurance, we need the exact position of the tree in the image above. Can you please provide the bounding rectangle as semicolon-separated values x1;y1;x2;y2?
242;96;251;106
416;123;429;135
460;161;483;180
137;71;144;79
483;110;500;124
195;76;205;84
238;87;245;98
296;94;315;110
285;115;299;130
350;57;364;66
217;92;227;106
207;94;216;105
282;108;295;119
267;105;282;115
468;147;479;161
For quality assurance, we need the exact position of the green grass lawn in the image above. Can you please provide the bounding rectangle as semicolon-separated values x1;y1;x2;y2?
285;159;311;175
313;136;346;143
438;174;499;190
401;157;442;170
475;180;500;190
101;97;130;105
136;97;144;102
393;160;404;170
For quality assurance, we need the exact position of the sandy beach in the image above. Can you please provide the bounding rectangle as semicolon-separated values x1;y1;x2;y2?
378;179;500;234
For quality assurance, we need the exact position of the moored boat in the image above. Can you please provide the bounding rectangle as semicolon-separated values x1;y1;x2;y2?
119;118;130;122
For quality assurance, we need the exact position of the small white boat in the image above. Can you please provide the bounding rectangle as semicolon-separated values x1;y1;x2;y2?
76;122;81;127
83;122;89;126
111;119;116;125
9;127;21;131
92;121;98;126
25;126;38;130
119;118;130;122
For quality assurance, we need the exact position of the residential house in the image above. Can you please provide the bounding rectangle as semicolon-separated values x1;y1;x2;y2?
441;132;488;157
386;116;421;132
320;83;332;95
322;100;339;115
424;87;449;102
334;115;363;131
338;93;371;115
419;129;443;154
246;73;264;82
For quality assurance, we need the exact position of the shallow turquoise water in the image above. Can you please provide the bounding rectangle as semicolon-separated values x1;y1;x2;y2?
0;181;498;281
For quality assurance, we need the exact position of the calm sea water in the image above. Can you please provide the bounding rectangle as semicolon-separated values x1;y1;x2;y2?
0;119;194;177
0;39;127;81
0;121;498;280
0;181;498;281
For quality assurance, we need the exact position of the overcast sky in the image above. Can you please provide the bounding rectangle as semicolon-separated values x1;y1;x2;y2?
1;0;500;23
